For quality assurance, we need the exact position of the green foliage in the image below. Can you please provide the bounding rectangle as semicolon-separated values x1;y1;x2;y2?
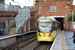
31;13;34;16
0;46;4;49
68;13;75;21
34;10;38;13
67;3;71;7
19;43;22;45
68;14;72;21
0;0;5;3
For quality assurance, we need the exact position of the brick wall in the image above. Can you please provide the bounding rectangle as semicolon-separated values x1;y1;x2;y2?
69;21;73;31
0;17;15;28
0;11;18;17
0;11;18;28
63;18;66;30
35;1;72;30
25;17;37;31
30;17;37;30
35;1;72;16
0;22;5;28
0;17;14;20
73;6;75;13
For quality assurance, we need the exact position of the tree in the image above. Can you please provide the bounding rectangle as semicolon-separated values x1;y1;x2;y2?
68;13;75;21
0;0;5;3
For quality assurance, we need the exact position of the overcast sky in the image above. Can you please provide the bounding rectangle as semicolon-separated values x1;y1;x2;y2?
73;0;75;5
5;0;75;8
5;0;35;8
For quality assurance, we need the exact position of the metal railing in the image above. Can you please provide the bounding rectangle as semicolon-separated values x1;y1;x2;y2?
8;20;16;32
0;3;20;12
7;8;30;33
0;3;31;33
15;8;30;33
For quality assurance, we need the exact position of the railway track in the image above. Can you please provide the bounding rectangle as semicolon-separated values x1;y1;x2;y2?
3;36;37;50
18;41;52;50
2;32;52;50
34;42;52;50
19;40;39;50
3;38;52;50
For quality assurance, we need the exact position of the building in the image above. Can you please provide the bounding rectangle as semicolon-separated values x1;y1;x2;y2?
35;0;73;30
0;3;21;28
73;5;75;12
35;0;73;2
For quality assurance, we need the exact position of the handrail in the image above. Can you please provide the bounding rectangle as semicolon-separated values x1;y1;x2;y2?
8;21;16;32
8;8;30;33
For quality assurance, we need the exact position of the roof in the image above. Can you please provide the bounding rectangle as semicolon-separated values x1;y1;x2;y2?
23;6;32;9
38;16;56;21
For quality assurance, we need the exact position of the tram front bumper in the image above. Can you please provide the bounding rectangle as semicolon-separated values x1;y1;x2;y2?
37;37;54;42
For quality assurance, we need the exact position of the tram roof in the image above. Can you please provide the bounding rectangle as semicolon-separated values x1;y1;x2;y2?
38;16;56;21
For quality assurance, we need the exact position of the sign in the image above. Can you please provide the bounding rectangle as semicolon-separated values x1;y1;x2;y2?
39;19;51;22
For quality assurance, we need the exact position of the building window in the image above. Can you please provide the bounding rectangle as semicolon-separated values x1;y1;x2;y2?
44;0;47;1
50;6;57;12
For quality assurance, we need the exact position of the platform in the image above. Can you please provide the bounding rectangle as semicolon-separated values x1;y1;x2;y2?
64;31;75;50
0;30;36;40
0;30;36;49
50;30;69;50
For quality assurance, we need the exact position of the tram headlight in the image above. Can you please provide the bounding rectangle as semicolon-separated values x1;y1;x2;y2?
48;34;51;37
38;33;41;37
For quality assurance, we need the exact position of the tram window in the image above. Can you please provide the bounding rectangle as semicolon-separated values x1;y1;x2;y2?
52;21;55;30
39;22;52;27
55;22;57;30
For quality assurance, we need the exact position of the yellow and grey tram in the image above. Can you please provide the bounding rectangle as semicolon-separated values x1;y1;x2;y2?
37;16;60;42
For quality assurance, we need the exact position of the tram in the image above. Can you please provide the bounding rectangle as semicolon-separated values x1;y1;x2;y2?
37;16;60;42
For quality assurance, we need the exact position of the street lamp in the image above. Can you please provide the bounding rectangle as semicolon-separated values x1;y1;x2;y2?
65;6;70;29
72;9;74;30
65;5;74;30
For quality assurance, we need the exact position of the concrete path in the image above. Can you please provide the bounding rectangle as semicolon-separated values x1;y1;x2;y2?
64;31;75;50
50;30;69;50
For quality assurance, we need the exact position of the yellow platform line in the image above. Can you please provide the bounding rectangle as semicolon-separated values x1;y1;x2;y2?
62;31;69;50
8;33;16;35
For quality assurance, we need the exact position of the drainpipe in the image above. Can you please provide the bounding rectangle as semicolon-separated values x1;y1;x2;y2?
72;10;74;30
5;20;8;34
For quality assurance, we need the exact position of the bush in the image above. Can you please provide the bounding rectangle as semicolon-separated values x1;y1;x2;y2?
68;13;75;22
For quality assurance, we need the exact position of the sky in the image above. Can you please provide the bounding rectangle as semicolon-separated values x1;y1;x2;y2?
5;0;75;8
5;0;35;8
73;0;75;5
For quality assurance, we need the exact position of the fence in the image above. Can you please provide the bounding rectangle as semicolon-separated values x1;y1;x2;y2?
0;3;20;12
